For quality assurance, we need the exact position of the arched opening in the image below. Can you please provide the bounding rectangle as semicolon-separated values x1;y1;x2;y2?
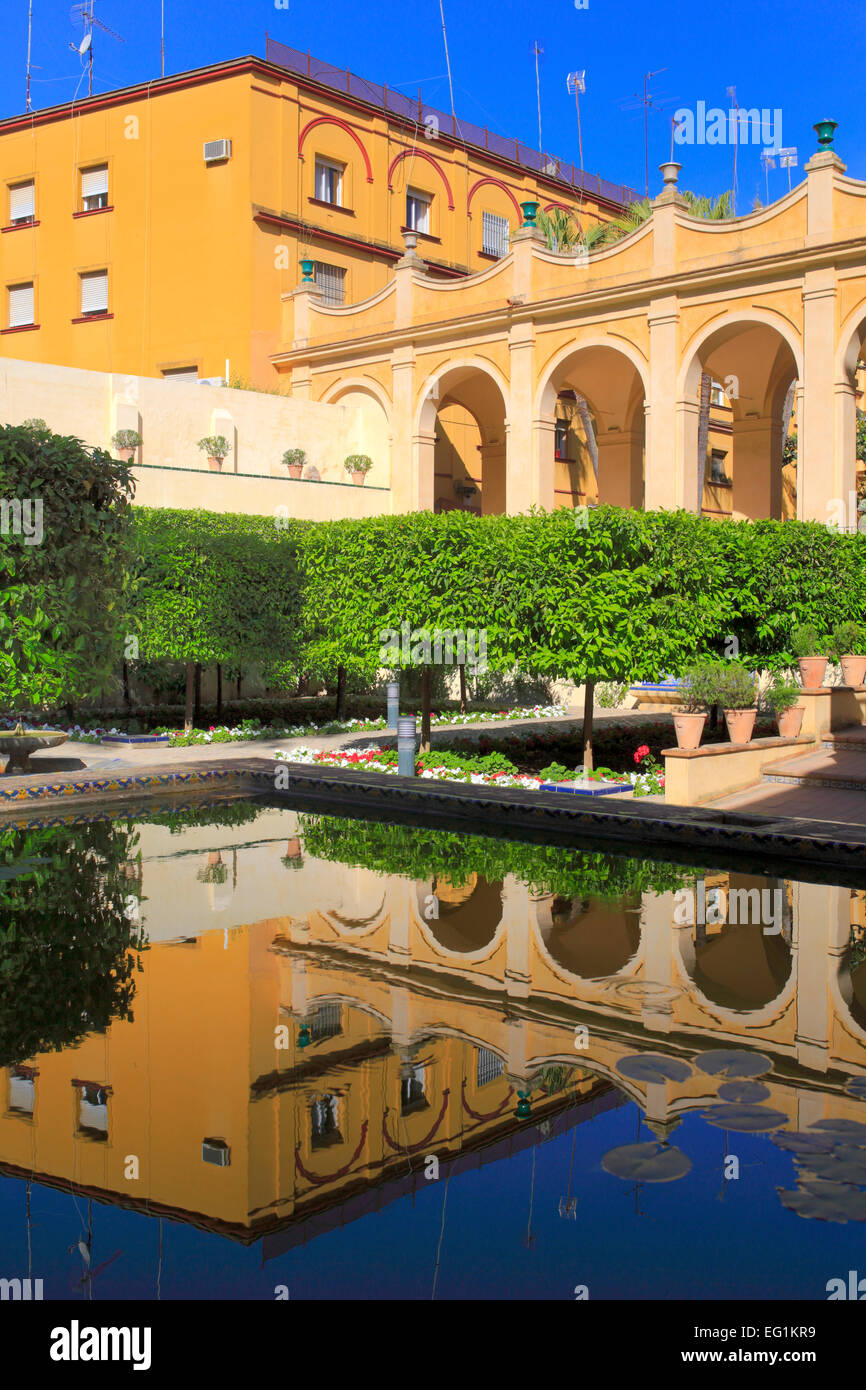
416;874;503;954
837;314;866;525
682;317;800;521
538;344;647;510
690;921;792;1012
323;382;391;488
417;363;508;515
537;895;642;979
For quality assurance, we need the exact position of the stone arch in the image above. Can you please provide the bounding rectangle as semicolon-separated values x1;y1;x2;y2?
533;894;643;983
535;338;648;509
678;309;802;520
467;177;522;221
387;149;455;209
674;916;795;1026
415;358;509;515
298;116;374;182
320;377;392;486
413;876;505;959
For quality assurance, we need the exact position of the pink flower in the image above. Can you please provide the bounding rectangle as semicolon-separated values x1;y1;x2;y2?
634;744;650;763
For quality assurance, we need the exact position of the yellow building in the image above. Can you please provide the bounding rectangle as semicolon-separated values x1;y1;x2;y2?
0;40;630;392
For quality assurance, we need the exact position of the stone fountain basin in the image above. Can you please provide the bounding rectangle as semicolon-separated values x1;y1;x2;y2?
0;731;68;775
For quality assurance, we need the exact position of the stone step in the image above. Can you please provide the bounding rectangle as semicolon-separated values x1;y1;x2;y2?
822;726;866;753
763;747;866;792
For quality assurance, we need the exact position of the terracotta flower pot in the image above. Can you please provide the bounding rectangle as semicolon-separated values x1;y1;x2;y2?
207;455;225;472
119;447;136;462
285;837;302;859
797;656;827;689
673;712;706;750
840;655;866;688
287;464;303;479
776;706;804;738
724;707;756;745
351;470;366;485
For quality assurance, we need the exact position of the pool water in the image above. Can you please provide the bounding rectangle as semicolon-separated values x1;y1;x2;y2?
1;796;865;1301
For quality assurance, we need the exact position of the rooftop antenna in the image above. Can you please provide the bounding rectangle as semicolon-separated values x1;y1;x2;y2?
726;86;738;214
566;70;585;173
437;0;457;135
160;0;165;78
760;146;776;203
26;0;34;112
69;1;124;98
778;146;798;193
532;42;544;155
632;69;667;198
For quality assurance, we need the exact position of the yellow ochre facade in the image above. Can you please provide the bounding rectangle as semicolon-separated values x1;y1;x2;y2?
0;43;627;391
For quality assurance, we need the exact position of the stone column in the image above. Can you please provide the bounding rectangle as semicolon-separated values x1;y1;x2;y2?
502;877;533;998
800;268;840;521
507;321;539;514
731;415;783;518
390;346;422;513
645;296;684;510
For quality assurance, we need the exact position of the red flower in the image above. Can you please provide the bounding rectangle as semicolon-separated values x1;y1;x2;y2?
634;744;650;763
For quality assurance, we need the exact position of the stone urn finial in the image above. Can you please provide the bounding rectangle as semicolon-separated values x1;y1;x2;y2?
659;160;682;188
404;229;418;252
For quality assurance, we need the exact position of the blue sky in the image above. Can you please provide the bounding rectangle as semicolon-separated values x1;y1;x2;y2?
4;0;865;208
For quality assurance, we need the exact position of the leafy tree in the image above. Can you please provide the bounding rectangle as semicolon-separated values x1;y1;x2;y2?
0;423;134;712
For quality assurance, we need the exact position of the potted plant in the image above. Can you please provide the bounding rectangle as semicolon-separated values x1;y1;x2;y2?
282;447;306;480
197;435;230;472
830;620;866;688
673;661;715;749
344;453;373;486
717;661;757;744
791;623;829;690
111;428;142;462
765;673;803;738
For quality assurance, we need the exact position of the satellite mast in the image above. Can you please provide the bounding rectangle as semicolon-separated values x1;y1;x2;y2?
69;1;124;98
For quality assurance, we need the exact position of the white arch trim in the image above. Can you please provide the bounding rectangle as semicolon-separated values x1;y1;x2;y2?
534;335;650;418
677;307;804;400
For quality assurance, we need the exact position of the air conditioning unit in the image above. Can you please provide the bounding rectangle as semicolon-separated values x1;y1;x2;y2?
202;1138;231;1167
197;376;226;386
203;139;232;165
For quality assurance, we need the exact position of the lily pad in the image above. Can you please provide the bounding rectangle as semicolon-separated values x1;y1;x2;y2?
602;1141;692;1183
808;1118;866;1140
801;1149;866;1185
702;1103;788;1132
772;1131;836;1156
615;1053;692;1084
777;1179;866;1223
717;1081;771;1104
694;1049;772;1079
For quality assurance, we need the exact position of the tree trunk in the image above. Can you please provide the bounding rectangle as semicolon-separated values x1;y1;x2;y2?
335;664;347;721
236;670;242;700
582;680;595;773
184;662;195;735
122;660;131;711
420;666;433;752
216;664;223;722
193;662;202;723
459;663;467;714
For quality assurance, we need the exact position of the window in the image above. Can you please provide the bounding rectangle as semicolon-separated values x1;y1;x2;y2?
554;419;570;460
9;181;35;225
406;187;431;234
310;1094;342;1149
400;1065;428;1115
81;165;108;211
313;261;346;307
314;157;343;206
309;1002;342;1043
709;448;730;484
482;210;509;258
7;282;34;328
79;270;108;316
78;1083;108;1139
710;380;727;407
161;366;198;382
476;1047;504;1087
9;1069;35;1116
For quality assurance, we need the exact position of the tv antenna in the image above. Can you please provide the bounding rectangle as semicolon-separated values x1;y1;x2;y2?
69;1;124;98
760;146;776;203
726;86;738;214
531;42;545;155
778;146;798;193
566;70;585;173
620;69;669;198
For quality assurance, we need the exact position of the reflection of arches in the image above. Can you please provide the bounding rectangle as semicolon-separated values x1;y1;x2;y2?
677;921;793;1017
319;872;388;936
536;340;648;509
387;150;455;208
414;878;504;956
536;895;642;979
415;359;509;515
298;117;374;182
679;311;802;521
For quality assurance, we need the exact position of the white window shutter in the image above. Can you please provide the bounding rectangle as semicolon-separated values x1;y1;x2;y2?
313;262;346;306
81;165;108;198
8;283;34;327
9;182;35;221
482;211;509;257
80;271;108;315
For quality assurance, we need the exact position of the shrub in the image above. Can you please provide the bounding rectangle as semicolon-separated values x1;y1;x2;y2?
596;681;628;708
112;428;142;451
791;623;824;658
344;454;373;475
679;660;723;712
538;761;573;782
764;674;799;715
830;621;862;659
21;417;47;432
717;661;757;710
282;448;306;469
197;435;229;460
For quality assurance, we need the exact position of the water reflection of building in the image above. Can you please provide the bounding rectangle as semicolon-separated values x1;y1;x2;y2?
1;808;866;1248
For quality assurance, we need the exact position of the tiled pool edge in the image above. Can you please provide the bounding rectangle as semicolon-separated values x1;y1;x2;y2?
3;757;865;879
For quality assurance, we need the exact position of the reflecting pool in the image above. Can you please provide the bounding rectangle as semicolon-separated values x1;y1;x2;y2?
1;797;865;1300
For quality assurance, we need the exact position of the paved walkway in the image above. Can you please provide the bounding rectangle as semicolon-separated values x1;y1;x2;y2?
709;781;866;826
